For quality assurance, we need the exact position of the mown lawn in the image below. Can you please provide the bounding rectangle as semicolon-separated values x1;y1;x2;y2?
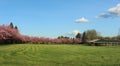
0;44;120;66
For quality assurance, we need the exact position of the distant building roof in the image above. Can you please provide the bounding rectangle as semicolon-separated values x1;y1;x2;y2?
94;40;120;43
89;39;120;46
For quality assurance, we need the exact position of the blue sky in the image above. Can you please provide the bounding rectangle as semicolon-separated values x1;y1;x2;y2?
0;0;120;38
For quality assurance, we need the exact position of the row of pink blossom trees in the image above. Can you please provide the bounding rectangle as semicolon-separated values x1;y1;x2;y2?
0;24;81;44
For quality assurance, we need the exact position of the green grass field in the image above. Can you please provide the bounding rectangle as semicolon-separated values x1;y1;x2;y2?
0;44;120;66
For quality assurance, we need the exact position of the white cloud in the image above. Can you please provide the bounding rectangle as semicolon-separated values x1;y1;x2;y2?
96;3;120;18
95;13;111;18
108;4;120;16
69;30;80;36
75;17;89;23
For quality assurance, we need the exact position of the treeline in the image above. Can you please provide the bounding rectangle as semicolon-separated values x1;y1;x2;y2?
0;23;120;44
74;29;101;43
76;29;120;43
0;23;81;44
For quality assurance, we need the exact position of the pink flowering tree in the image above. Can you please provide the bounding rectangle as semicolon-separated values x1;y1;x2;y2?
0;24;82;44
0;25;22;44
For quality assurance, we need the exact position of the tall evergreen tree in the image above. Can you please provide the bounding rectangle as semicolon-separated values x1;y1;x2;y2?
15;26;18;30
10;22;14;28
82;32;87;43
76;33;81;39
